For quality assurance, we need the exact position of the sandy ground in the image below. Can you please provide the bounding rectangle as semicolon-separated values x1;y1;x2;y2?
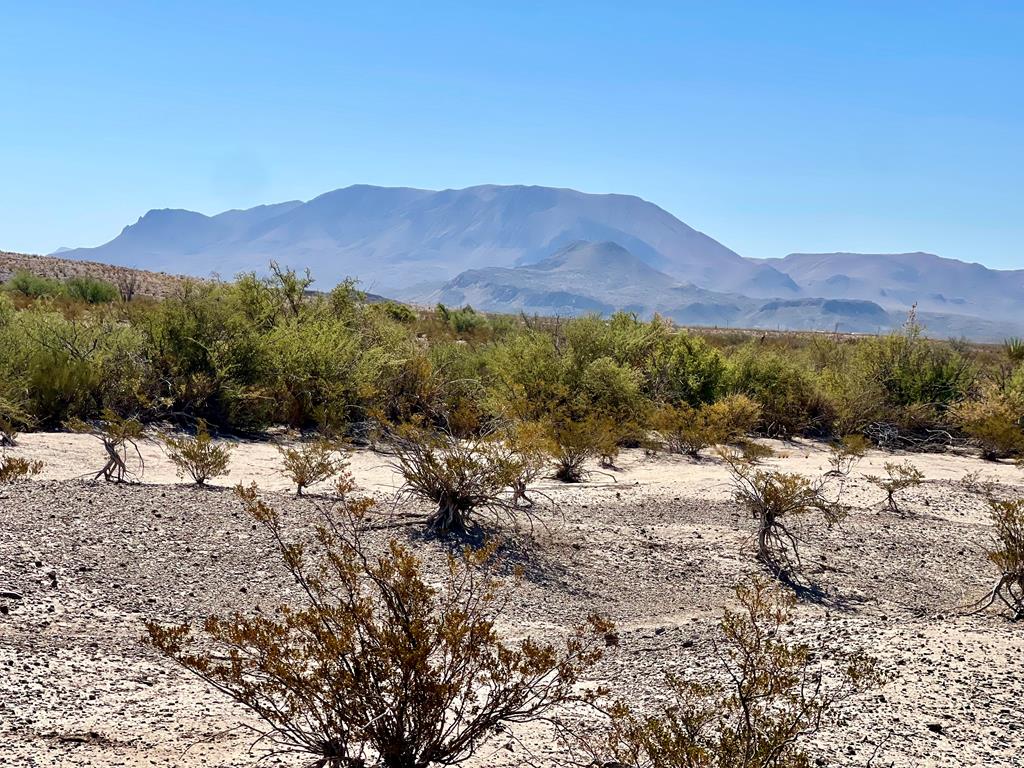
2;433;1023;767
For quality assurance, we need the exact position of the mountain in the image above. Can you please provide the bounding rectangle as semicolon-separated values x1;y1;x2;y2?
55;184;792;296
427;241;1013;337
48;185;1024;340
762;252;1024;322
426;240;749;323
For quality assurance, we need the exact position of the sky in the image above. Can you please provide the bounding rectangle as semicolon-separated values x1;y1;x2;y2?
1;1;1022;268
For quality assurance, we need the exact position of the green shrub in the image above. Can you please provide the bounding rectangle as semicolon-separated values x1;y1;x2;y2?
5;270;63;298
951;388;1024;460
159;420;233;485
64;276;119;304
278;438;347;496
726;346;834;437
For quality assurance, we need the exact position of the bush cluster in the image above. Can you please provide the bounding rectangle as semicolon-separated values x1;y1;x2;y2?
3;265;1022;465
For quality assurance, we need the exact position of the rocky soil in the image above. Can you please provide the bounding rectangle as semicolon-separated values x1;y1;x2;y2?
2;435;1023;767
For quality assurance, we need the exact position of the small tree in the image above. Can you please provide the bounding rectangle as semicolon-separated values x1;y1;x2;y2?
66;411;145;483
826;434;870;477
969;496;1024;620
723;452;844;582
0;453;42;484
159;420;233;486
387;423;522;535
593;579;884;768
279;438;347;496
867;460;923;515
147;484;613;768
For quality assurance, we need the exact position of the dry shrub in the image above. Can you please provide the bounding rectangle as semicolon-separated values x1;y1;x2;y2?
0;453;42;484
159;420;232;485
969;496;1024;620
594;578;884;768
653;395;761;458
867;460;923;514
279;438;347;496
388;422;524;535
723;452;844;583
826;434;870;477
733;438;775;464
499;421;552;507
66;410;144;483
147;484;613;767
951;389;1024;460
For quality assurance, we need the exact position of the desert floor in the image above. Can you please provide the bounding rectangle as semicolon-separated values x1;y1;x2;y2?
2;433;1023;767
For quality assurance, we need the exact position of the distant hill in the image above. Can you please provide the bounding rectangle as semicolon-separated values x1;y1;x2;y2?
0;250;195;298
54;184;794;297
761;251;1024;323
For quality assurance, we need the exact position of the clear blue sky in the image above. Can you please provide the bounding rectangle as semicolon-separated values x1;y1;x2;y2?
2;1;1021;267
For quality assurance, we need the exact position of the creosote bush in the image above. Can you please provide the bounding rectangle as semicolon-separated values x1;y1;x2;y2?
723;452;844;583
548;416;612;483
653;395;761;458
0;453;42;484
867;460;923;515
146;484;613;768
279;438;347;496
593;579;884;768
827;434;870;477
159;420;233;485
969;496;1024;620
66;410;144;483
387;422;524;535
951;388;1024;460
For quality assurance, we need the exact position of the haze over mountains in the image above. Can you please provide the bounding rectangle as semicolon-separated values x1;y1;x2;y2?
53;184;1024;340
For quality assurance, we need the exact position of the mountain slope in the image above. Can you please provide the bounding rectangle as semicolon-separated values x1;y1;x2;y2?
763;252;1024;321
56;184;790;295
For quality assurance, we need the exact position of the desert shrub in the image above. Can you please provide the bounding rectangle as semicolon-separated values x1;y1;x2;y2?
159;420;233;485
969;496;1024;620
5;270;64;299
64;276;119;304
652;402;723;457
548;415;615;483
0;453;42;484
652;395;760;458
66;410;145;483
264;315;362;428
380;300;416;324
723;453;844;582
726;346;834;437
578;355;647;426
594;578;884;767
436;303;488;335
866;460;923;514
857;310;974;420
1005;338;1024;364
485;330;567;422
951;388;1024;460
499;421;552;506
279;438;347;496
827;434;870;477
645;330;727;405
147;485;613;768
733;438;775;463
387;422;524;534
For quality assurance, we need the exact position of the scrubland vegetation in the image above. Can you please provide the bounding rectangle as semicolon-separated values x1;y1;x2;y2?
2;267;1024;462
3;265;1024;766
